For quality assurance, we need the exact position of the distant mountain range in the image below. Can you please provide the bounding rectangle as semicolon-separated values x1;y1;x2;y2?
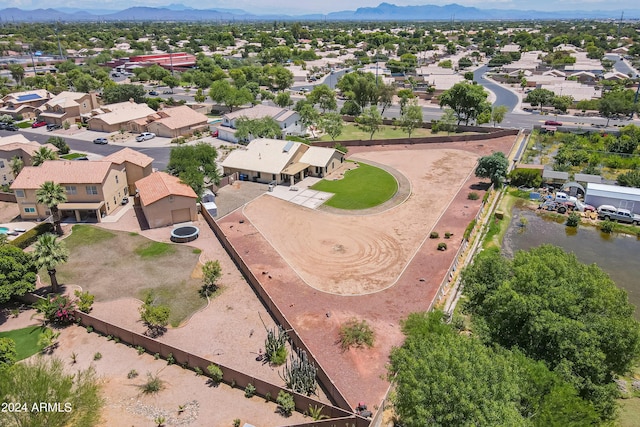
0;2;638;22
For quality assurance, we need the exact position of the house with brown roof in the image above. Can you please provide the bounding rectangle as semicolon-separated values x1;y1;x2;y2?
10;160;129;223
0;89;51;120
129;105;209;138
0;134;58;184
87;101;156;133
135;171;197;228
102;148;154;195
217;104;303;143
36;91;100;127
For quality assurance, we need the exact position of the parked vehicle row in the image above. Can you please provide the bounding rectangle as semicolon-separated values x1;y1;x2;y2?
0;122;18;131
596;205;640;225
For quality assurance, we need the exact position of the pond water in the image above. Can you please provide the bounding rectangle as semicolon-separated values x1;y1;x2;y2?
502;209;640;319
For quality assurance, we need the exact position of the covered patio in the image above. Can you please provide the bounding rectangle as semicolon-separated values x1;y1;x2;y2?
58;201;105;223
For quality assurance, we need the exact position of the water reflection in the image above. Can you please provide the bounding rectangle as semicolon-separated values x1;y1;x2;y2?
502;208;640;319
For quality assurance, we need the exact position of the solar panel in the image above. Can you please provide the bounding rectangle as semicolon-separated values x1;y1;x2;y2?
283;141;294;153
16;93;42;102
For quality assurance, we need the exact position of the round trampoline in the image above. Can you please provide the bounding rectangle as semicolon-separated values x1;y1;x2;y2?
170;225;199;243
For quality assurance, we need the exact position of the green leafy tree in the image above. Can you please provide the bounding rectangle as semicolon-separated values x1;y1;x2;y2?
298;104;320;138
439;82;490;125
319;112;344;141
307;85;337;112
599;89;637;126
337;71;378;111
274;91;293;108
102;84;146;104
0;357;103;426
356;106;382;140
462;246;640;420
162;75;180;92
139;291;171;337
46;136;69;155
35;181;67;235
552;95;574;113
8;64;25;85
200;260;222;297
524;88;555;112
266;65;294;92
437;108;458;135
376;82;396;115
396;100;423;138
475;152;509;187
0;337;17;369
617;170;640;188
167;143;220;199
490;105;508;127
32;146;58;166
234;116;282;143
33;233;69;293
0;245;37;303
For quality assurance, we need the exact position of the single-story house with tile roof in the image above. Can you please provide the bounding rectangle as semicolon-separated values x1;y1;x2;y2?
0;89;51;119
36;91;100;126
221;138;344;185
217;104;303;143
87;101;156;133
140;105;209;138
135;171;197;228
0;134;59;183
10;160;129;222
102;147;154;195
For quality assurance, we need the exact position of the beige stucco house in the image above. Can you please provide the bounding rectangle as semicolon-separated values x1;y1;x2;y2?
0;89;51;119
135;172;197;228
102;148;154;195
36;91;100;126
133;105;209;138
10;160;129;222
87;101;156;133
0;134;58;184
221;138;344;185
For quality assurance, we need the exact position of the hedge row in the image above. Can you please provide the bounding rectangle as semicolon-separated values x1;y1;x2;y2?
10;223;54;249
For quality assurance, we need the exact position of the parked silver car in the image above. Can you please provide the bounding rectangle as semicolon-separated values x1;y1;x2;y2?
136;132;156;142
597;205;640;225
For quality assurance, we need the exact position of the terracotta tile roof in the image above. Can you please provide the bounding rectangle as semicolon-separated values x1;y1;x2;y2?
10;161;112;190
151;105;208;130
103;147;153;168
0;142;57;157
135;171;197;206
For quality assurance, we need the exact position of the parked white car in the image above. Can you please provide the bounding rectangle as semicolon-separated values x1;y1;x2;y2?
136;132;156;142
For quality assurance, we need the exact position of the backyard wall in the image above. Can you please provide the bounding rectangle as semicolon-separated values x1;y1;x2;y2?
0;191;17;202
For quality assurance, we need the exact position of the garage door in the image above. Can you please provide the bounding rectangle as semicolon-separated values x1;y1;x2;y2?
171;208;191;224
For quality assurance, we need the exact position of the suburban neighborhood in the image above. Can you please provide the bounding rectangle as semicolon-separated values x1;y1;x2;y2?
0;7;640;427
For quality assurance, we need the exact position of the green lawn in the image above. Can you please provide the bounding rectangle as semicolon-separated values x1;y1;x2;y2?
61;153;88;160
310;162;397;209
0;326;48;360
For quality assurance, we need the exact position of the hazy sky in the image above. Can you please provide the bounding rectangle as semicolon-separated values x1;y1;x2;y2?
12;0;638;14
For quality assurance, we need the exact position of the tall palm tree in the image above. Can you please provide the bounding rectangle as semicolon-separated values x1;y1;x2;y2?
36;181;67;236
33;233;69;293
10;156;24;177
32;146;58;166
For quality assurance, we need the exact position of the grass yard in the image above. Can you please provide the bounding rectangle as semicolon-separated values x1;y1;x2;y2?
0;326;48;360
61;153;88;160
44;225;205;327
311;162;397;209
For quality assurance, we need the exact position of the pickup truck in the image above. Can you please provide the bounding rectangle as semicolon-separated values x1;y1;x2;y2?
597;205;640;225
538;200;568;214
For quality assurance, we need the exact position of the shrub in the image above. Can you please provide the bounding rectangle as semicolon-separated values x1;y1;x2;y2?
600;219;614;234
34;294;76;325
74;290;95;313
482;191;490;204
141;373;163;394
444;232;452;239
233;419;241;427
463;219;477;240
429;231;439;239
10;222;54;249
86;326;93;333
154;353;160;360
244;383;256;398
438;242;447;251
339;319;374;350
136;345;145;355
166;353;175;365
276;390;295;417
265;325;288;366
93;352;102;361
467;192;479;200
264;392;272;402
194;366;203;376
566;212;580;227
127;369;138;379
206;363;223;383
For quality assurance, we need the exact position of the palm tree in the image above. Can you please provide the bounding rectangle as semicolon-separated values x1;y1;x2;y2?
32;146;58;166
33;233;69;293
36;181;67;235
10;156;23;177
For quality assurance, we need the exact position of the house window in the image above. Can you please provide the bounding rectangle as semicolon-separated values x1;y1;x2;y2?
115;175;119;184
0;160;4;168
86;186;98;195
65;185;77;195
272;174;276;180
15;189;25;198
113;196;116;205
24;207;35;213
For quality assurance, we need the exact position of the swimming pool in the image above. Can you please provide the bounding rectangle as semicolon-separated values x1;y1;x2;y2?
0;227;9;234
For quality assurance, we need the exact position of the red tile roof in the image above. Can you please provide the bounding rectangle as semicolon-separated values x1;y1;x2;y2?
135;171;197;206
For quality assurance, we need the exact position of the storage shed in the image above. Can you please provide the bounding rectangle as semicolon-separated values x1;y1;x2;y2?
584;183;640;214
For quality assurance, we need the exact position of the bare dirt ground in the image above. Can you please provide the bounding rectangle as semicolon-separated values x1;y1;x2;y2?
0;201;20;223
218;136;516;409
0;308;309;427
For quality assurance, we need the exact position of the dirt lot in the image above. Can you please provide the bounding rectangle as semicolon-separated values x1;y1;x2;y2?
218;136;516;408
0;201;20;223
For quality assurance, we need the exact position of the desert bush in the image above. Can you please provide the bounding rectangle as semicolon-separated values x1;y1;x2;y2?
74;290;95;313
277;391;295;417
438;242;448;251
339;319;374;350
566;212;580;227
467;192;479;200
207;363;223;384
244;383;256;398
600;219;614;234
141;373;163;394
429;231;439;239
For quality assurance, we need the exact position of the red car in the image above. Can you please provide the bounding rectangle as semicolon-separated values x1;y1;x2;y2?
211;129;219;137
544;120;563;126
31;120;47;128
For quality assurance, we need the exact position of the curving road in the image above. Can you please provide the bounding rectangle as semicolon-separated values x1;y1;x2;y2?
474;65;520;112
